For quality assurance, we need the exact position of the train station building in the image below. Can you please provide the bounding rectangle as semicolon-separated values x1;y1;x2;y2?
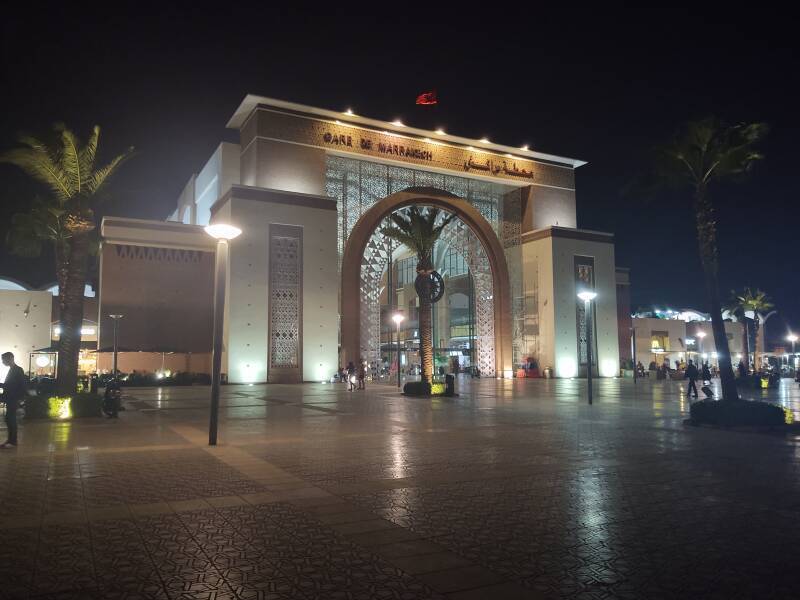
96;95;622;382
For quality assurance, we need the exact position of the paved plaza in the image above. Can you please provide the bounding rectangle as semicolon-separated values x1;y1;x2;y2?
2;376;800;599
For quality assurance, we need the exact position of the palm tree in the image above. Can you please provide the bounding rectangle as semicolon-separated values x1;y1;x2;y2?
724;291;752;372
1;124;132;394
381;206;455;383
738;288;774;371
655;118;767;401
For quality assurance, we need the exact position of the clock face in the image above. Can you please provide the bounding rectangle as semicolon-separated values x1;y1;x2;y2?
415;271;445;304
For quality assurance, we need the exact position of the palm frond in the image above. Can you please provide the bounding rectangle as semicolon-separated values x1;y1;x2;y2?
0;138;73;202
380;225;418;251
79;126;100;175
85;150;132;195
653;118;767;190
56;124;83;194
5;197;68;257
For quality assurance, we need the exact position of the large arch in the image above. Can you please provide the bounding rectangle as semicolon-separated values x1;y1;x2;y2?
341;188;513;377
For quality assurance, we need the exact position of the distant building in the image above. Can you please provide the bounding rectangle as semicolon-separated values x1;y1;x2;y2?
630;308;746;369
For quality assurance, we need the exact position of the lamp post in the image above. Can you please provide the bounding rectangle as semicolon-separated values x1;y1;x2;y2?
787;333;797;370
577;291;597;405
109;314;123;379
205;223;242;446
392;312;405;388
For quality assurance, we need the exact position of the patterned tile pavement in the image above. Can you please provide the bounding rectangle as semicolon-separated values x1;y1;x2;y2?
1;376;799;599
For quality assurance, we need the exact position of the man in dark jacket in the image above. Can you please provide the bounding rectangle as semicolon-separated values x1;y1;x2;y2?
0;352;26;448
685;359;699;399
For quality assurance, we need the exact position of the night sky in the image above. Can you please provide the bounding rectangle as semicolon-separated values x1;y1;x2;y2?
1;8;797;347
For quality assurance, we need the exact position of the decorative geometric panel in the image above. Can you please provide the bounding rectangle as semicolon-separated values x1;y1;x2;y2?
269;228;302;370
438;220;495;377
501;189;525;365
574;256;596;367
359;228;392;364
114;245;206;263
327;156;524;377
327;156;522;271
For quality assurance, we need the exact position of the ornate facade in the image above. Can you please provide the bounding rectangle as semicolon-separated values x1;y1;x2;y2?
99;95;620;382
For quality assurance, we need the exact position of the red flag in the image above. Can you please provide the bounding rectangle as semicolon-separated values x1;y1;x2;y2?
415;91;437;105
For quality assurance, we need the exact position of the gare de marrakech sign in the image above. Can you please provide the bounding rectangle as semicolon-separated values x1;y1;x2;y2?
323;131;434;162
252;108;575;189
320;129;536;181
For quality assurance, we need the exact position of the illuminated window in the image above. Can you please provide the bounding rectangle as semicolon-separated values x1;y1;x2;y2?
442;247;468;277
651;331;669;351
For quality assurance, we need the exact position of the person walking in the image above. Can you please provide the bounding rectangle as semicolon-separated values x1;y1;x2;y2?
357;359;366;390
346;361;356;391
0;352;27;448
685;359;699;399
702;362;712;384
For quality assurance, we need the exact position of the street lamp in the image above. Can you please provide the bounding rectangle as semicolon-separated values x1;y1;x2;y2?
696;330;707;358
205;223;242;446
577;290;597;405
392;312;405;388
787;333;797;369
109;314;124;379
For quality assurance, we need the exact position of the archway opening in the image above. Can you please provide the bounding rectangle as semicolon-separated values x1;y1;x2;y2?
340;189;513;378
365;210;492;381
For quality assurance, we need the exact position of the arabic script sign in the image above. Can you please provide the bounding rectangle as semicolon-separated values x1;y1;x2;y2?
462;157;534;179
248;108;576;189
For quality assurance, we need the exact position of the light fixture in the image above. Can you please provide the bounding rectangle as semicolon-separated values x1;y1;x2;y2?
35;355;51;368
435;128;446;135
392;119;405;127
392;313;405;325
344;108;354;116
480;137;490;144
205;224;242;240
788;334;798;343
521;144;529;151
696;331;707;339
577;291;597;302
